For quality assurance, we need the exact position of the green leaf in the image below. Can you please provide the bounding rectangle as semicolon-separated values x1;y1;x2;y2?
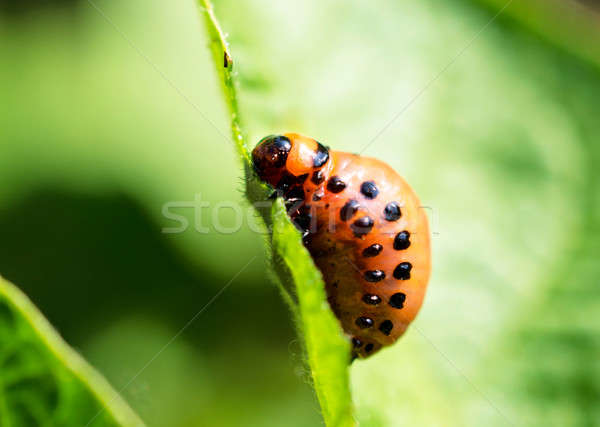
197;1;355;425
0;276;144;427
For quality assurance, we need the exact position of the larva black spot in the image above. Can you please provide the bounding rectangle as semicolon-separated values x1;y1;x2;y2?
286;186;305;201
364;270;385;282
327;176;346;193
389;292;406;309
393;231;411;250
313;142;330;168
311;169;325;185
294;213;312;233
362;294;381;305
297;173;309;183
379;320;393;336
340;199;360;221
355;317;374;329
312;190;324;201
351;216;374;237
393;262;412;280
314;249;327;258
278;172;309;194
276;173;294;192
352;337;363;348
365;343;374;353
360;181;379;199
362;243;383;257
383;202;401;221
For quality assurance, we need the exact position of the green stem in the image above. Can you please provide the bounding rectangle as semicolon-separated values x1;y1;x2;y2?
198;0;252;165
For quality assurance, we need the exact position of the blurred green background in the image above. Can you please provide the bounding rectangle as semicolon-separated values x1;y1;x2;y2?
1;0;599;425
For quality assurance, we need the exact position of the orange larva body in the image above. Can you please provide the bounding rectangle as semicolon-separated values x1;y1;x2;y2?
252;133;431;359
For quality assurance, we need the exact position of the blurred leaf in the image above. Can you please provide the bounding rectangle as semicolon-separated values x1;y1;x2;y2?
473;0;600;71
198;1;355;425
0;276;144;426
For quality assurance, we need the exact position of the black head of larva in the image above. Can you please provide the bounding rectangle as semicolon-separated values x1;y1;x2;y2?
252;135;292;179
252;134;330;189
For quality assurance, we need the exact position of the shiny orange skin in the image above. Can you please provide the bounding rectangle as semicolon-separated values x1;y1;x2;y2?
252;133;431;358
